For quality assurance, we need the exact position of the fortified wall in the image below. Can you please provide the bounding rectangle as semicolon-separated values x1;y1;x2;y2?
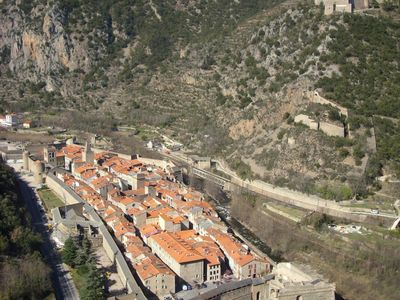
226;177;393;226
23;150;45;185
46;170;147;299
307;90;348;117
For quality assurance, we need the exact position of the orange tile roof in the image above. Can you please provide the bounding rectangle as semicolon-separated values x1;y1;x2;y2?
56;151;65;157
139;224;161;238
114;221;134;238
123;235;143;246
126;244;151;259
148;206;174;218
127;206;146;216
123;188;147;196
134;256;174;280
149;232;205;264
207;229;259;267
91;176;111;189
75;163;96;174
104;204;123;218
178;234;224;266
119;197;138;206
62;144;83;154
82;169;97;180
143;197;163;209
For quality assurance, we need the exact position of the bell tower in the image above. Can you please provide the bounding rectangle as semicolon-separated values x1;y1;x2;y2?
83;140;94;164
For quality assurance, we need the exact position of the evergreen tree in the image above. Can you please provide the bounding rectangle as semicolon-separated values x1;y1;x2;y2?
82;236;92;256
75;236;93;266
62;237;78;267
81;259;105;300
74;249;88;266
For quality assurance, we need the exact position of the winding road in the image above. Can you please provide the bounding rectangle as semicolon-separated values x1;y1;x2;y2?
14;167;79;300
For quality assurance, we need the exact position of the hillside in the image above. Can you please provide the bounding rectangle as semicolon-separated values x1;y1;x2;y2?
0;160;52;299
1;0;400;200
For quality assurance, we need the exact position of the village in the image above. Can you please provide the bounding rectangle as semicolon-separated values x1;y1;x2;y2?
0;133;334;300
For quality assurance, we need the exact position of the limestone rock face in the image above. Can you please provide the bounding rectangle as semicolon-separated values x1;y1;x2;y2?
1;3;90;91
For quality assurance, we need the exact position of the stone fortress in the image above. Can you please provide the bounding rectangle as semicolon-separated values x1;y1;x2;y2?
314;0;369;15
294;90;348;137
23;149;45;185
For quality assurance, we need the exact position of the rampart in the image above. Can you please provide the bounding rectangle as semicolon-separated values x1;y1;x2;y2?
226;177;393;226
138;157;171;169
46;170;146;299
319;121;345;137
308;90;349;117
23;151;45;184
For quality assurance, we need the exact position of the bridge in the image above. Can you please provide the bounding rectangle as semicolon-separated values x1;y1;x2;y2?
191;166;230;187
160;151;230;187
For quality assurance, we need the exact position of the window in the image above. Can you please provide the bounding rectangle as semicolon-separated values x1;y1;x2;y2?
296;296;303;300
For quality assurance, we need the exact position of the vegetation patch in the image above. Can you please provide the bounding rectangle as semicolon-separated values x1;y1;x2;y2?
62;236;105;299
0;161;52;299
37;188;64;211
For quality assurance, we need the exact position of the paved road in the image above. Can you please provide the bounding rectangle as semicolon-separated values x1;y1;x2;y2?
15;172;79;300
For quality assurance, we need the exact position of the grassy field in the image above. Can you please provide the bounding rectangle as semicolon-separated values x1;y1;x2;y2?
265;202;307;220
70;267;87;296
37;188;64;211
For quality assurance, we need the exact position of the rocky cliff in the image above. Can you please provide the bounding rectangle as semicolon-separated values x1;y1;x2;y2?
1;0;399;199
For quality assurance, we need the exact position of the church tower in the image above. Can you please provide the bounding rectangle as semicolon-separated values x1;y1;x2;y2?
83;140;94;164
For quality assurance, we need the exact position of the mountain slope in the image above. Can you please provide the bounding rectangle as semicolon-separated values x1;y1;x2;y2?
1;0;400;199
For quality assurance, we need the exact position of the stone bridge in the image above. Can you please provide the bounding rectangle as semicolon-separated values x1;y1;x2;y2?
191;166;230;187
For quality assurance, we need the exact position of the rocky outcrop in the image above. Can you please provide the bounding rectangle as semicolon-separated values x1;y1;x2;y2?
1;3;90;91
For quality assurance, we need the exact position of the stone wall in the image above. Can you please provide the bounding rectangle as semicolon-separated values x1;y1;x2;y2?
46;171;82;205
294;114;319;130
45;171;147;299
294;114;344;137
308;91;348;117
226;177;393;226
319;122;345;137
137;157;170;169
220;285;252;300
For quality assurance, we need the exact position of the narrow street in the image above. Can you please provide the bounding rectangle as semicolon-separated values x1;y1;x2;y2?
13;165;79;300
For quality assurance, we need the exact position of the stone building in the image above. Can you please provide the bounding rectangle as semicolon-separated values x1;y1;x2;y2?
315;0;352;15
176;263;335;300
51;203;102;247
44;146;65;167
83;140;94;164
294;114;344;137
147;231;205;284
268;263;336;300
